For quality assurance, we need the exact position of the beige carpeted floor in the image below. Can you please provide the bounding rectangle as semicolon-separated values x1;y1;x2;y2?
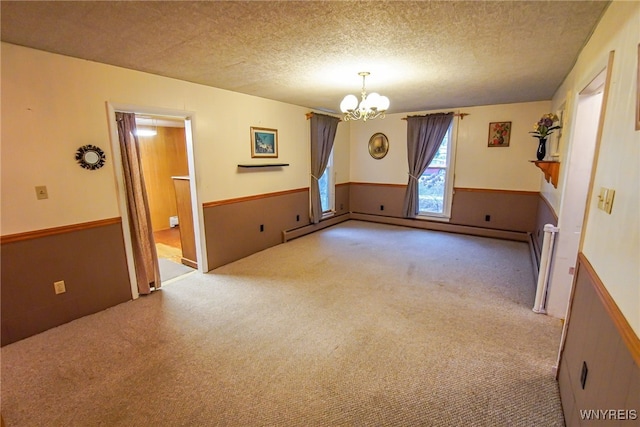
1;221;564;426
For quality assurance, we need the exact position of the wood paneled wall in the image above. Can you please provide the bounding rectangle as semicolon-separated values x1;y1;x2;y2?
138;127;188;231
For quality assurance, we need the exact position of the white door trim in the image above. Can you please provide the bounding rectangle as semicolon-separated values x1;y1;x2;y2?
105;102;208;299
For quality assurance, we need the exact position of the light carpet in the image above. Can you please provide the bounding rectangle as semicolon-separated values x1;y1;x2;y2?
0;221;564;426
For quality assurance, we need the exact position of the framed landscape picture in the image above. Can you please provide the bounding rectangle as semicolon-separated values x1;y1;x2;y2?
250;127;278;158
488;121;511;147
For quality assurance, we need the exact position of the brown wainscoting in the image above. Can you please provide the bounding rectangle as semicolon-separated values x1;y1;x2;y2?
450;188;539;232
558;253;639;426
349;182;406;218
349;184;539;235
203;188;310;269
335;182;350;215
203;187;308;208
1;218;132;346
1;217;123;244
532;193;558;258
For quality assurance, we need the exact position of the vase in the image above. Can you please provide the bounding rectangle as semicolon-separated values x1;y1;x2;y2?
536;138;547;161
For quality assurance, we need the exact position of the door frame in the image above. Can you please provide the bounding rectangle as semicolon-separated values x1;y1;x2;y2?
553;51;615;375
106;102;208;299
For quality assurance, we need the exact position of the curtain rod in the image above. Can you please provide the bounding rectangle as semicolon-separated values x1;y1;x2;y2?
402;112;469;120
306;112;342;121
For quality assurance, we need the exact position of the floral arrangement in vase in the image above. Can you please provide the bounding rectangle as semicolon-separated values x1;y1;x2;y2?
530;113;561;160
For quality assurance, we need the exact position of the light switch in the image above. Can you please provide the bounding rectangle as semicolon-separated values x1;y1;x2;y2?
35;185;48;200
604;188;615;214
597;187;607;210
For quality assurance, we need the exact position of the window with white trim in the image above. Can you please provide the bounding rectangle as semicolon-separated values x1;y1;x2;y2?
418;123;455;218
318;149;335;214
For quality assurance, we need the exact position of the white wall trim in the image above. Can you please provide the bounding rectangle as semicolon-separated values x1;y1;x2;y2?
105;102;208;300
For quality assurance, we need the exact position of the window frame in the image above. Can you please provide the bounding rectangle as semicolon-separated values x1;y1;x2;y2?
417;121;457;221
318;148;335;218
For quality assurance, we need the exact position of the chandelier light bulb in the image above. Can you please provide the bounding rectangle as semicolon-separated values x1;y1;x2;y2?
340;94;358;112
366;92;381;110
340;72;389;121
378;96;390;111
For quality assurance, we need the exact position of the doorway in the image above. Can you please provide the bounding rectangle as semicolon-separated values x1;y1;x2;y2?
107;103;207;299
135;115;197;282
546;53;613;320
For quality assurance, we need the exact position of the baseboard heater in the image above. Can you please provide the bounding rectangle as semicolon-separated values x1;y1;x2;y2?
350;212;529;242
282;213;350;242
533;224;559;314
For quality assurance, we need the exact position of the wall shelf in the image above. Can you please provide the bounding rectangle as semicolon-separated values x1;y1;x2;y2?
530;161;559;188
237;163;289;168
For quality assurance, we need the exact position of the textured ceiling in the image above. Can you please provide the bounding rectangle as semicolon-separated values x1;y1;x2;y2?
1;1;609;114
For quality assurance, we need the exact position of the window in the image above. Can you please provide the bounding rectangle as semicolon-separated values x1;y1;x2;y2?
418;123;455;218
318;149;335;214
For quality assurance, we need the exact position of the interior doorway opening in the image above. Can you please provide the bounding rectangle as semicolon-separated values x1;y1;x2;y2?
546;62;610;318
550;52;614;375
107;103;206;299
135;115;197;283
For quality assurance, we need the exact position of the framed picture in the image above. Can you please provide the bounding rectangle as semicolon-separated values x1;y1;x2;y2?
368;132;389;159
250;127;278;158
488;121;511;147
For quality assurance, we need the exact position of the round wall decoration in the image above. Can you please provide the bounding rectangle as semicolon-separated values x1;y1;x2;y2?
75;145;106;170
368;133;389;159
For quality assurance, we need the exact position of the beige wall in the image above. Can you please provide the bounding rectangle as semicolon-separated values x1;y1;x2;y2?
550;2;639;335
348;101;551;190
0;43;350;236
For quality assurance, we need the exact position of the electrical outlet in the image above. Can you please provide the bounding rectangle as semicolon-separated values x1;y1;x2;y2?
35;185;48;200
260;224;264;232
296;214;300;222
54;280;66;294
380;205;384;211
485;215;491;222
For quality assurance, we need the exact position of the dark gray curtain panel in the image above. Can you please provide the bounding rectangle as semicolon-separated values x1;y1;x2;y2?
402;113;454;218
116;112;161;294
310;113;340;224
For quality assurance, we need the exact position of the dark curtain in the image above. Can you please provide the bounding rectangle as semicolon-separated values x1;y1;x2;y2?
116;112;160;295
402;113;454;218
310;113;340;223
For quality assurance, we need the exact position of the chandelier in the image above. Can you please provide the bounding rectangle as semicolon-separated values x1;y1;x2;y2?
340;72;390;121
